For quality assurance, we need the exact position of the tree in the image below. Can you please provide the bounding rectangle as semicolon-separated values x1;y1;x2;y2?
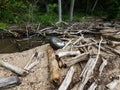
58;0;62;23
69;0;75;21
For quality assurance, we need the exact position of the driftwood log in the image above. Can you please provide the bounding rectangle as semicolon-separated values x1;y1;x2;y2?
106;79;120;90
58;66;75;90
56;51;80;58
47;45;61;85
0;76;21;89
0;60;27;76
59;52;89;67
88;82;97;90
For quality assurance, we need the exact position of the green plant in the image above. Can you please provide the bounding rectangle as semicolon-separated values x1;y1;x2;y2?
48;3;58;13
34;13;58;25
0;23;7;30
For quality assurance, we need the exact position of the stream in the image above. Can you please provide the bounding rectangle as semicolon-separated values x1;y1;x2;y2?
0;37;49;53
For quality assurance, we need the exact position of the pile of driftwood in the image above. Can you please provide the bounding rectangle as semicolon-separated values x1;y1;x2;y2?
46;21;120;90
0;20;120;90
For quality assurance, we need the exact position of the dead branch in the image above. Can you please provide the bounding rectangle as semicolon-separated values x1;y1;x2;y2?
24;51;39;69
73;35;84;45
58;66;75;90
62;40;72;49
24;52;43;71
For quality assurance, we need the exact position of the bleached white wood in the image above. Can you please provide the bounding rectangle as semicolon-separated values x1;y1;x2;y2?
0;60;27;76
58;66;75;90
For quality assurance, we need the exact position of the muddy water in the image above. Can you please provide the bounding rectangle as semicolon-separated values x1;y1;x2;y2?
0;37;48;53
0;39;18;53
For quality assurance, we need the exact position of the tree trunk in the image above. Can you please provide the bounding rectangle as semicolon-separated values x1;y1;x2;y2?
70;0;75;21
91;0;99;12
58;0;62;22
46;3;49;13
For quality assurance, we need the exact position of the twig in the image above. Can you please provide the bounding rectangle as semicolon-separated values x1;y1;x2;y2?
73;35;84;45
24;51;39;69
39;27;53;32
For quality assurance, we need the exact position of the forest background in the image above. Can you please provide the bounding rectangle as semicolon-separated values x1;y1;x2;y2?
0;0;120;29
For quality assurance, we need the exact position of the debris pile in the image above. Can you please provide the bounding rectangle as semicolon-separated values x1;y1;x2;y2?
47;21;120;90
0;20;120;90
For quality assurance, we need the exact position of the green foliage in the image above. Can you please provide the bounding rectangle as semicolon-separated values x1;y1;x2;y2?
0;0;28;23
0;23;7;30
34;13;58;25
106;0;120;19
0;0;120;25
48;3;58;13
73;13;85;22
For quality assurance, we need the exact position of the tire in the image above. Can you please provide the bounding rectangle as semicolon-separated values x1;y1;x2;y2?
49;36;65;50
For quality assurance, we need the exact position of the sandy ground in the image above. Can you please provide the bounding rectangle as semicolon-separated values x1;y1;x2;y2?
0;44;120;90
0;44;50;90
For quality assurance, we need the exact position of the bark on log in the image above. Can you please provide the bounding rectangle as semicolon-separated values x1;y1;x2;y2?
0;76;21;89
0;60;27;76
47;45;61;85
